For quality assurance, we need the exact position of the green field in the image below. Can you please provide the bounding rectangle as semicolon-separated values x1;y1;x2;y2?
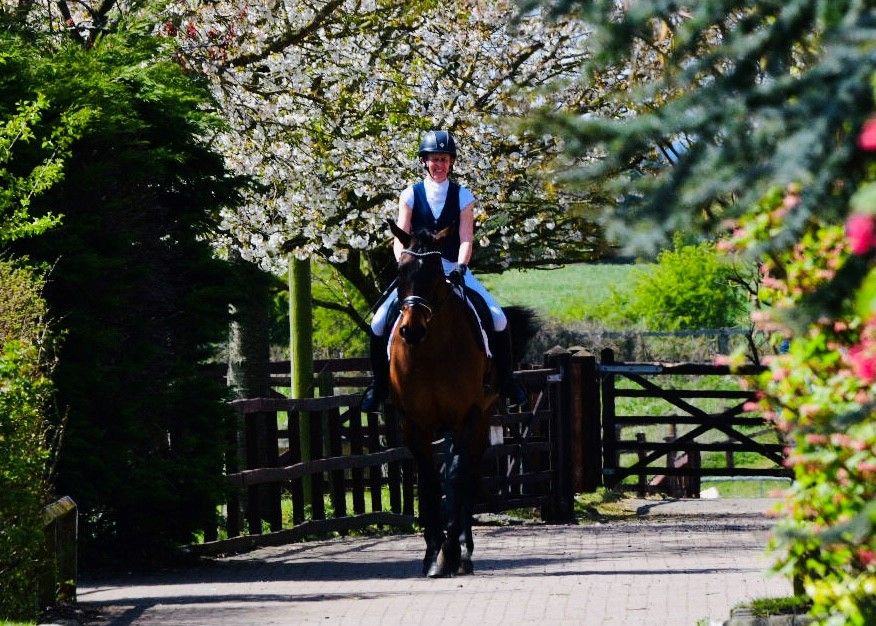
479;263;642;321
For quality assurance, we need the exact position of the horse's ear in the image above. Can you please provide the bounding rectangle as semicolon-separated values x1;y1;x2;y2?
387;220;411;248
434;226;451;241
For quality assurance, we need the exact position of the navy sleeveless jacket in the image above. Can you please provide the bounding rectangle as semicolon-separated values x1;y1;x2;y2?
411;180;461;262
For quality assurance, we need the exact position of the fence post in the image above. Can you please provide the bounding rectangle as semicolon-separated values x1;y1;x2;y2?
718;328;729;354
40;497;78;609
636;432;647;497
574;351;602;492
600;349;617;488
226;405;243;537
543;347;574;523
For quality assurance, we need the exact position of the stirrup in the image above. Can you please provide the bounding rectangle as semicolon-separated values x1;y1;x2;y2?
360;384;386;412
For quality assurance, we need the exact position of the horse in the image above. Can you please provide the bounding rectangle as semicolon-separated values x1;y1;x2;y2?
386;221;536;578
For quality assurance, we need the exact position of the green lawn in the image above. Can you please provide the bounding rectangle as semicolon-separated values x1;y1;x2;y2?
479;263;642;321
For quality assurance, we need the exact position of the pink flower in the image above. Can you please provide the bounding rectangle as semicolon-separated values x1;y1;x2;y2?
771;368;790;381
846;214;876;255
857;548;875;567
858;118;876;151
847;343;876;383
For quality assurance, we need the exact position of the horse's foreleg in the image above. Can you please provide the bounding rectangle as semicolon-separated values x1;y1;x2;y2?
413;443;444;576
456;409;488;576
457;474;475;575
430;422;482;578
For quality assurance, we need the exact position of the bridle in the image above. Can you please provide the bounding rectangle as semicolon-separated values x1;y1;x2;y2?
398;248;449;315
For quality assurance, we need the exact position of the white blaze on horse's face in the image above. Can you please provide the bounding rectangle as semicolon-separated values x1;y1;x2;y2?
423;153;454;183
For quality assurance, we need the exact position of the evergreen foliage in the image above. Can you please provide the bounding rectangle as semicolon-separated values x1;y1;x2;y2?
3;21;246;561
527;0;874;258
525;2;876;623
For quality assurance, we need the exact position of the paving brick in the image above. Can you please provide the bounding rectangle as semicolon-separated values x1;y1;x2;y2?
78;506;791;626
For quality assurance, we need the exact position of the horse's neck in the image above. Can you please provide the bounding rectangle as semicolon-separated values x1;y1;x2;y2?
425;295;480;352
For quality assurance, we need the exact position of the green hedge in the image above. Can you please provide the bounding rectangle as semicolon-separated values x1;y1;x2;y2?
0;262;54;622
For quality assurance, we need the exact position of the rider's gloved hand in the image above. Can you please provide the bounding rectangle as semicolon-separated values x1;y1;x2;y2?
448;263;467;287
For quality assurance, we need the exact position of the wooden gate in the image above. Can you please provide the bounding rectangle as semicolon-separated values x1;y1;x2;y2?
192;350;574;555
595;348;790;494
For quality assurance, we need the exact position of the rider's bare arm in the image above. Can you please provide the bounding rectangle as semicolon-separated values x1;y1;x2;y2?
458;203;474;266
394;200;413;261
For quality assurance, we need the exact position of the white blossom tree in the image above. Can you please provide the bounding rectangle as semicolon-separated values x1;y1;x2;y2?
164;0;609;328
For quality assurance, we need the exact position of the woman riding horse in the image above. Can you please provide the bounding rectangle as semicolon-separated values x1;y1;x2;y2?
388;220;535;577
360;129;527;412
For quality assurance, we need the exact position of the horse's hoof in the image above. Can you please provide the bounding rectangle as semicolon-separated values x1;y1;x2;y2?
457;557;473;575
426;547;458;578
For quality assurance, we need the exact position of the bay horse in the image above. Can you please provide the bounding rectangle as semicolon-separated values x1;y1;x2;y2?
387;221;535;577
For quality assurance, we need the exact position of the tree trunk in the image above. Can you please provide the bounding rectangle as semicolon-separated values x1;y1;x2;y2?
289;256;314;502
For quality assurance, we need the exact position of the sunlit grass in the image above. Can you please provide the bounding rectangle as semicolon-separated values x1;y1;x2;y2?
479;263;642;321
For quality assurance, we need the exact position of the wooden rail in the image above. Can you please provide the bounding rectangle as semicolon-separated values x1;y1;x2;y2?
596;348;790;493
193;344;786;555
192;353;573;556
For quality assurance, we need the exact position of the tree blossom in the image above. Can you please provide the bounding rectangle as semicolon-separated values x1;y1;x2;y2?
163;0;610;312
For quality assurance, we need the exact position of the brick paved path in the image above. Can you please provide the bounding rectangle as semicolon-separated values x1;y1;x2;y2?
78;504;791;626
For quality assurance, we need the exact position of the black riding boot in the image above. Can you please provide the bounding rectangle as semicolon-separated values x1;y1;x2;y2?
360;333;389;412
491;328;528;406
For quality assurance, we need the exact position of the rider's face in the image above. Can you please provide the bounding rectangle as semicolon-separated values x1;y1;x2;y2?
423;153;454;183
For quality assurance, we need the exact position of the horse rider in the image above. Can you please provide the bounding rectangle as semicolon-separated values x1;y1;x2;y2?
360;129;529;412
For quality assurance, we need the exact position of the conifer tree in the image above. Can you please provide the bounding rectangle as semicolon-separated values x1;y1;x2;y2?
526;2;876;622
2;9;247;560
527;0;873;260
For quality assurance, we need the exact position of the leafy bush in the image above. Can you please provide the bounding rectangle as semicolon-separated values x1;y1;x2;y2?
616;236;749;331
0;262;54;622
5;24;245;561
725;186;876;625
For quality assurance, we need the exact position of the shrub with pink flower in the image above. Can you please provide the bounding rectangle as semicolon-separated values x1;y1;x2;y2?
721;125;876;623
846;316;876;383
846;214;876;256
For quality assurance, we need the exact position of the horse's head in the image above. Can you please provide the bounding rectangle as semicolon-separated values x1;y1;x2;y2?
389;221;451;345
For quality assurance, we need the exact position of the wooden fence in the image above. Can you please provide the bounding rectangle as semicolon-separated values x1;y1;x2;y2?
590;348;790;495
193;350;574;556
194;345;790;554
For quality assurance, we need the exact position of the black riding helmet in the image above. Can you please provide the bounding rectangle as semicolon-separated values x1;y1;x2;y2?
418;130;457;157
